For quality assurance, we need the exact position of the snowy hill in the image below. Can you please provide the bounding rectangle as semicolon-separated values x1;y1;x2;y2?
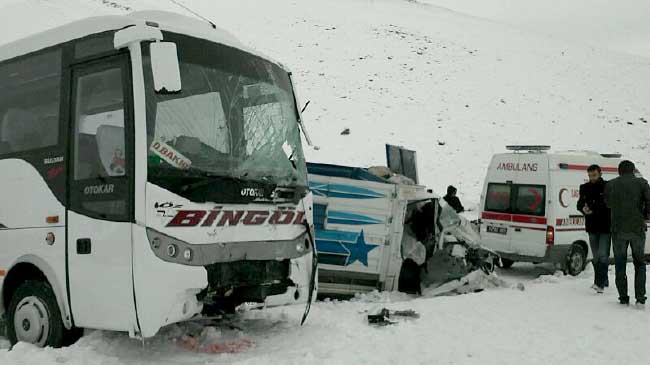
1;1;650;363
419;0;650;58
1;0;649;208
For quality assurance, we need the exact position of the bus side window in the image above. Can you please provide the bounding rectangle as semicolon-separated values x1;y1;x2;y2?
0;50;62;156
73;68;125;180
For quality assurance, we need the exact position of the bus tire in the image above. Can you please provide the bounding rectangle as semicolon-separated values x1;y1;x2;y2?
499;258;515;269
62;326;84;346
565;244;587;276
6;280;66;348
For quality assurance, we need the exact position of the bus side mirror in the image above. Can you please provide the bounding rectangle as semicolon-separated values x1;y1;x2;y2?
150;42;182;93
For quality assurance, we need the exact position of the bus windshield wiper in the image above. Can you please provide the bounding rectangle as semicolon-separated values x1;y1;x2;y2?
178;170;230;194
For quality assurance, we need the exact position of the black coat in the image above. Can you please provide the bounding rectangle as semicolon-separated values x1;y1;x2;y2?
444;195;464;213
577;178;610;233
605;174;650;235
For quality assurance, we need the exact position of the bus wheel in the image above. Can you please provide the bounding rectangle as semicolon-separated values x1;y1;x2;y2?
7;280;66;348
499;258;515;269
566;244;587;276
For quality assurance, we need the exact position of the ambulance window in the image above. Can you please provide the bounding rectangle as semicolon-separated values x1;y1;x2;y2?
514;185;545;216
485;183;511;212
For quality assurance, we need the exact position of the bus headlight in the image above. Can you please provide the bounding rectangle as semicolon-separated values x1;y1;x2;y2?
183;248;193;261
167;244;178;258
296;239;308;253
151;237;161;249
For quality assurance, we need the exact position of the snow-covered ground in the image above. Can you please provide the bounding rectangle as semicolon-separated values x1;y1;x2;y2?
3;265;650;365
1;0;650;363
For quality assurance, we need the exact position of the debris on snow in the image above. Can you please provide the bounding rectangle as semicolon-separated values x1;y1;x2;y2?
340;128;350;135
174;324;255;354
177;335;254;354
422;270;516;298
97;0;131;11
367;308;420;326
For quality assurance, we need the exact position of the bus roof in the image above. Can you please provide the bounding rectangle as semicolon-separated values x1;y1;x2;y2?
0;10;287;71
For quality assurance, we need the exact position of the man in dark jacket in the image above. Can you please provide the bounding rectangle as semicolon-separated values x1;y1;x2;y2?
605;160;650;305
577;165;610;292
443;185;464;213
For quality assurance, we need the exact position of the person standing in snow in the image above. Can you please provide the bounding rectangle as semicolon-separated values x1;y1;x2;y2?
577;165;610;293
443;185;465;213
605;160;650;305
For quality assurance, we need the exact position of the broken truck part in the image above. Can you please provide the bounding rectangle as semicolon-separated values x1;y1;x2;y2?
307;145;498;297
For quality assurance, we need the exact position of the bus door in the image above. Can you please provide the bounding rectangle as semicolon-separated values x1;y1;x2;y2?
66;54;137;331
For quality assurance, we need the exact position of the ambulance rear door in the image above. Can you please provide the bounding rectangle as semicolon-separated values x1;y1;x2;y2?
480;154;516;254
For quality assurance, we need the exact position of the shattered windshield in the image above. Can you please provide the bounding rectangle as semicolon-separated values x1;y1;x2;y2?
143;33;307;197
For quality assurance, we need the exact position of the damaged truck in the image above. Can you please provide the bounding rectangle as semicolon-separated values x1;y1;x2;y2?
308;145;498;297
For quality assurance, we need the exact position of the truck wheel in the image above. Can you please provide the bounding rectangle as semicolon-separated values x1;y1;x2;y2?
565;244;587;276
6;280;66;348
499;258;515;269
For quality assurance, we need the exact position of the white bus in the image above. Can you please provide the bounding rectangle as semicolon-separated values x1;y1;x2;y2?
0;11;315;347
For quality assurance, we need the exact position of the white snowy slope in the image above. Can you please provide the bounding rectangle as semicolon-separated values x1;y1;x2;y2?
181;0;650;209
1;0;649;207
1;0;650;363
417;0;650;58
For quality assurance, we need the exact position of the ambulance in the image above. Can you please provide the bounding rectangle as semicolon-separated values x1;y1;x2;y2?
478;146;650;276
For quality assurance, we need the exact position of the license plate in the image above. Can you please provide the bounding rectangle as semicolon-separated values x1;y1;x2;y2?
486;226;507;235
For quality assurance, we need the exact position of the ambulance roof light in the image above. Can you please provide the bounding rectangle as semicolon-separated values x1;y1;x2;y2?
505;145;551;153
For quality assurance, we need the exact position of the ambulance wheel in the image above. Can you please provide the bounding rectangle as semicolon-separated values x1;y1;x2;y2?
566;244;587;276
499;258;515;269
6;280;66;348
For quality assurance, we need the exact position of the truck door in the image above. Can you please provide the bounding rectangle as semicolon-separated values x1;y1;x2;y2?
66;55;137;331
481;182;513;254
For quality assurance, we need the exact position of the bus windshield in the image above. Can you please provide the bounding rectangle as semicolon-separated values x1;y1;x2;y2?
143;33;307;200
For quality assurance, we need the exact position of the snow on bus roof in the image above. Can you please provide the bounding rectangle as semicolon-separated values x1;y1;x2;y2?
0;10;288;71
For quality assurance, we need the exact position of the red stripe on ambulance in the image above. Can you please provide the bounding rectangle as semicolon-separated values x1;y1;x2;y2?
481;212;511;222
512;215;547;225
562;164;618;173
511;225;547;232
482;212;547;225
